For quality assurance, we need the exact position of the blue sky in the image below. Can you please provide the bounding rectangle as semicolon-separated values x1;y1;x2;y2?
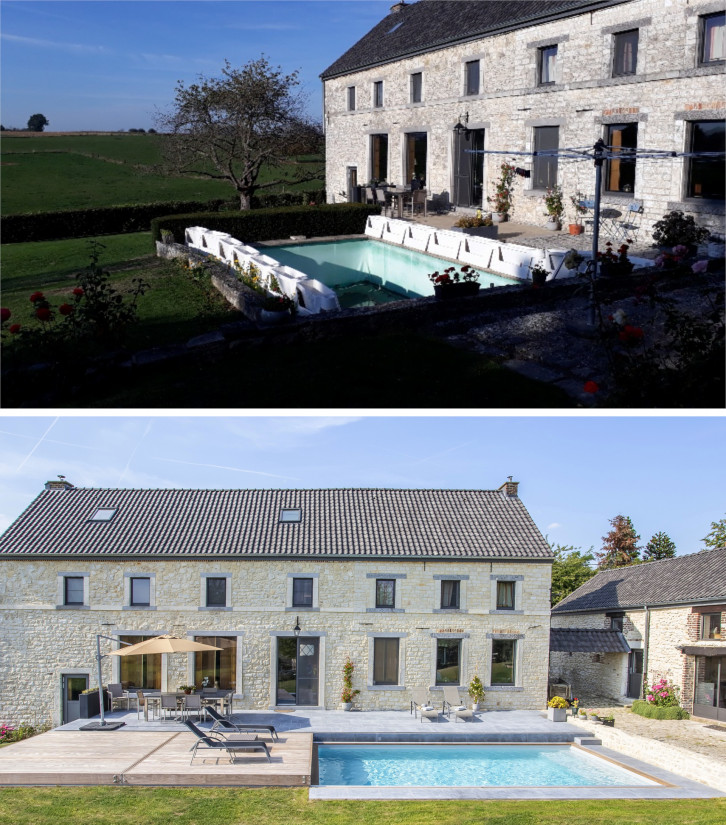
0;0;389;131
0;415;723;561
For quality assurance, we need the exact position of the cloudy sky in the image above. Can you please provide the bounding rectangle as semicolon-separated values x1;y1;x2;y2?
1;0;390;131
1;414;723;560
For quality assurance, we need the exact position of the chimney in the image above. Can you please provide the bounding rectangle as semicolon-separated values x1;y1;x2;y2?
499;476;519;498
45;475;74;491
390;1;407;12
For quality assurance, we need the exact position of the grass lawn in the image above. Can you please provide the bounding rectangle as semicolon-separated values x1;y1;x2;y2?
0;788;723;825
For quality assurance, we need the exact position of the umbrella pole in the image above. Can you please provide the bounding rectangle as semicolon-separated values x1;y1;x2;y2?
96;634;106;727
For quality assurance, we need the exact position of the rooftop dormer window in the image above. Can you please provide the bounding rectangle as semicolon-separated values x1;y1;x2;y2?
89;508;117;522
280;508;301;523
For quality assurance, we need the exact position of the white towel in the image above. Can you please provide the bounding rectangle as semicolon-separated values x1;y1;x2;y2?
454;705;467;711
421;705;434;711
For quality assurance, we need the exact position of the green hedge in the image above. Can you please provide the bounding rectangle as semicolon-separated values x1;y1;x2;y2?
631;700;690;720
2;190;326;244
151;203;380;245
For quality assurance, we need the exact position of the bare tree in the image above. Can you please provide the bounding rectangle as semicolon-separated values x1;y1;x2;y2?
156;57;323;209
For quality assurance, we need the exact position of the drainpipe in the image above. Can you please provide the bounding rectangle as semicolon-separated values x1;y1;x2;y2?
641;604;650;699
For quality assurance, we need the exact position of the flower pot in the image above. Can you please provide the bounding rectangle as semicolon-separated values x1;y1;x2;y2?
259;309;289;325
340;702;353;712
601;719;615;727
434;282;480;300
569;223;584;235
547;707;567;722
545;219;561;231
531;270;548;287
599;261;633;278
491;212;508;224
79;690;111;719
455;224;499;239
471;702;481;712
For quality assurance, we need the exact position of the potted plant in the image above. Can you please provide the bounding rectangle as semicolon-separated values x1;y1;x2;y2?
453;211;497;239
429;265;480;299
578;708;587;718
468;675;485;711
79;687;110;718
487;162;516;222
597;241;634;277
569;192;588;235
542;185;564;230
529;262;549;286
651;210;709;254
570;697;580;717
178;685;195;695
259;293;296;324
601;714;615;727
547;696;568;722
340;658;360;711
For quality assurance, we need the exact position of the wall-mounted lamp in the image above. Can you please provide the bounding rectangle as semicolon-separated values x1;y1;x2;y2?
453;111;470;136
293;616;301;637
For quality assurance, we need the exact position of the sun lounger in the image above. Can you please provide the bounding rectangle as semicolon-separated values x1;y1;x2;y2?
205;705;279;741
442;685;473;721
184;719;271;764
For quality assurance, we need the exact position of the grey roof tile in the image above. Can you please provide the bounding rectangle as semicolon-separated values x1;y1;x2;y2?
550;628;630;653
552;547;726;613
0;487;553;560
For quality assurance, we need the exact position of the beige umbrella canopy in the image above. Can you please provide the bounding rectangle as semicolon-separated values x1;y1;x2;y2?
109;634;222;656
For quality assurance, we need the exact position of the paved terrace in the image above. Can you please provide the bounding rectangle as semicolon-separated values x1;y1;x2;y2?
0;708;724;799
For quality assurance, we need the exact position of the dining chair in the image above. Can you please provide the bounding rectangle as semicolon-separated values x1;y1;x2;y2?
183;693;203;722
160;693;179;721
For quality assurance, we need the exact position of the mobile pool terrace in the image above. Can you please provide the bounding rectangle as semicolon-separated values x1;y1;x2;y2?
0;709;723;800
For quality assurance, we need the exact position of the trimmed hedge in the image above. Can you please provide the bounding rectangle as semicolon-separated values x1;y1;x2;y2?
151;203;380;245
631;700;690;720
2;190;326;244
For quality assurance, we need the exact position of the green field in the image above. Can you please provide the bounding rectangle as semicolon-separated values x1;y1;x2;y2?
1;134;323;215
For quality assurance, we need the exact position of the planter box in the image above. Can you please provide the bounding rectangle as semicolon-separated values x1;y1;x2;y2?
79;690;111;719
547;707;567;722
452;225;498;239
434;282;480;300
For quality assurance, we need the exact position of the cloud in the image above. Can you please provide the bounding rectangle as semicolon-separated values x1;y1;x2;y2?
547;522;562;530
1;32;108;54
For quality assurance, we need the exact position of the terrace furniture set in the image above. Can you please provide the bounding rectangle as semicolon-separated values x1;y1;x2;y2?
108;683;234;722
410;686;476;723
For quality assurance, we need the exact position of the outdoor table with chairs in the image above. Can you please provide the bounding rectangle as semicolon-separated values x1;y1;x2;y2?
122;688;234;722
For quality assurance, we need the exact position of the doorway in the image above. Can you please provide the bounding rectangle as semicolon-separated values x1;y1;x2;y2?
627;650;643;698
276;637;320;706
346;166;358;202
453;128;485;207
62;674;88;723
405;132;427;187
694;655;726;721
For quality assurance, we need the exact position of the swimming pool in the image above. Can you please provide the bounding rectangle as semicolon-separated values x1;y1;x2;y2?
316;744;660;787
258;239;519;308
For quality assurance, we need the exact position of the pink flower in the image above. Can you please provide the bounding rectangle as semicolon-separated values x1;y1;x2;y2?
672;245;688;258
9;324;21;334
583;380;599;394
692;260;708;273
0;308;10;323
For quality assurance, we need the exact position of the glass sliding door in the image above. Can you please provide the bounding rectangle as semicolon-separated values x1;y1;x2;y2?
694;655;726;721
276;637;319;706
453;128;484;207
405;132;427;188
194;635;237;690
119;635;161;689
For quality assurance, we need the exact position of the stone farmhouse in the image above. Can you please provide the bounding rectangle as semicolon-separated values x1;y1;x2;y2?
550;546;726;720
0;478;553;727
320;0;725;235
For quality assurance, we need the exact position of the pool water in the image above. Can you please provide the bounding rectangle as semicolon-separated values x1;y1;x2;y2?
316;744;659;787
259;239;518;307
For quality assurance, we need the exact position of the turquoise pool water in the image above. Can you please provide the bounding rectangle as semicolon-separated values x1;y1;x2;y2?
316;744;658;787
258;239;518;307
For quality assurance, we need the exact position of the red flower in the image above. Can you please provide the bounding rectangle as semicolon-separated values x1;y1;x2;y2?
9;324;21;334
0;308;10;323
59;303;74;316
72;287;84;297
35;307;52;322
618;325;644;345
30;291;44;303
583;380;599;394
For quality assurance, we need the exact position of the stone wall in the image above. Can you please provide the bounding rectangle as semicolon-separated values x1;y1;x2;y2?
0;557;552;726
324;0;725;236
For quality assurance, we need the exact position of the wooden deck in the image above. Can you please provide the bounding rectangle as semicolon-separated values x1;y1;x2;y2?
0;730;312;786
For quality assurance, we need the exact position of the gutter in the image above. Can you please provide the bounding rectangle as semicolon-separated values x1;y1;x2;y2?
641;603;650;700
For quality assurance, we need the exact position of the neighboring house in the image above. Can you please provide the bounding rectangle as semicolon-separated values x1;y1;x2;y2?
0;478;553;726
550;547;726;720
320;0;725;235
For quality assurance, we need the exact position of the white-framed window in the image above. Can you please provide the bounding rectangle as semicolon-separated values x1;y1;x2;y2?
538;44;557;84
699;12;725;64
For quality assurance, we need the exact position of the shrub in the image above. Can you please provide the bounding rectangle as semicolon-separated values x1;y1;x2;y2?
150;203;380;245
644;676;680;707
631;700;690;720
651;211;710;248
548;696;568;709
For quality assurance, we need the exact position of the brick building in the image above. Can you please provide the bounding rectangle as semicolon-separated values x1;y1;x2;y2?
550;547;726;720
320;0;725;237
0;478;553;726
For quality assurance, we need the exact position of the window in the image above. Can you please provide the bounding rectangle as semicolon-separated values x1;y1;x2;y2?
702;613;722;640
64;576;84;606
538;45;557;84
700;12;725;64
436;639;461;685
347;86;356;111
89;508;116;522
206;577;227;607
532;125;559;189
687;120;725;200
376;578;395;608
405;131;427;186
491;639;516;685
119;635;161;689
130;577;150;607
410;72;422;103
612;29;639;76
370;134;389;181
605;123;638;193
194;635;237;690
373;638;399;685
292;577;313;608
465;60;480;96
280;508;301;522
440;580;460;609
496;580;515;610
373;81;383;108
610;615;624;632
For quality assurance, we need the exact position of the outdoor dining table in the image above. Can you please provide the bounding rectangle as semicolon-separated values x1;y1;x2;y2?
388;187;411;219
130;690;233;721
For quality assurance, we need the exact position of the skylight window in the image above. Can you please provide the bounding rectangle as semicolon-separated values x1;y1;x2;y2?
280;508;302;523
89;508;117;522
387;21;404;34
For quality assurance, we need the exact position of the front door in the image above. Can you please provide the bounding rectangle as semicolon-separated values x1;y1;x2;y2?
62;674;88;723
627;650;643;698
346;166;358;202
453;128;485;207
276;637;319;706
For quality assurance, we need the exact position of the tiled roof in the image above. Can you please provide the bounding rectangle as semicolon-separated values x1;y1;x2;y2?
320;0;623;79
0;487;553;560
550;628;630;653
552;547;726;613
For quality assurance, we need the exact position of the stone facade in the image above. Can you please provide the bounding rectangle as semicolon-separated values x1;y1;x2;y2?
323;0;725;236
0;557;552;726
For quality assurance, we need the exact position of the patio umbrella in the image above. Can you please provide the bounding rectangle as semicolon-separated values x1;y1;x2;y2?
108;634;222;656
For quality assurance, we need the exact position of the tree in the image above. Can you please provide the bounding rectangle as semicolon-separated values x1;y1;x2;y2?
643;531;676;561
597;515;641;569
27;113;49;132
702;514;726;550
550;543;596;605
156;57;323;209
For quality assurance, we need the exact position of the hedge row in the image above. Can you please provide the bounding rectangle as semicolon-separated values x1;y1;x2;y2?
151;203;380;245
631;700;690;720
2;190;326;244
